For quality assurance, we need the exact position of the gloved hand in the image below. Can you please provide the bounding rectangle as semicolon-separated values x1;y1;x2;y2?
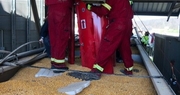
86;3;92;10
68;71;101;81
39;37;44;44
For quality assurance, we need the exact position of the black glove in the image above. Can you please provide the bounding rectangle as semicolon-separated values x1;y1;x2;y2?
68;71;101;81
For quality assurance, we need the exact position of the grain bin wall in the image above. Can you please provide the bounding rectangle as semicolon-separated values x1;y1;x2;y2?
153;34;180;94
0;0;45;54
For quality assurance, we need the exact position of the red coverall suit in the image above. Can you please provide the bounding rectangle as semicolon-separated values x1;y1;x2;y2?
45;0;73;72
90;0;134;74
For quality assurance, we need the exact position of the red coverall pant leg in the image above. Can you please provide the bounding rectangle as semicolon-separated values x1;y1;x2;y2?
47;4;71;63
96;19;133;70
118;20;133;68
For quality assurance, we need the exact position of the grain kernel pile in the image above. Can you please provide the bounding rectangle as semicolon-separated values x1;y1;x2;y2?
0;58;157;95
0;47;157;95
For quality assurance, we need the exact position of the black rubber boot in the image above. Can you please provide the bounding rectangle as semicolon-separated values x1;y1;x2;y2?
120;69;133;75
51;62;69;73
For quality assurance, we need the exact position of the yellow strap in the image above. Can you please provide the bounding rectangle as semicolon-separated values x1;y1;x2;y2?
102;3;111;11
51;58;65;63
93;64;104;72
125;66;133;71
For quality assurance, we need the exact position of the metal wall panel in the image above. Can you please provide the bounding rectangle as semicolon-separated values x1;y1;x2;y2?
2;30;11;51
154;34;166;73
0;0;12;14
0;16;11;30
0;1;12;52
16;16;27;30
0;0;45;54
133;2;180;16
154;34;180;94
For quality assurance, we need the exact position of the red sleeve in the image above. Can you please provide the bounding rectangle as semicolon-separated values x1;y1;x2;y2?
45;0;60;5
90;5;110;17
90;0;114;17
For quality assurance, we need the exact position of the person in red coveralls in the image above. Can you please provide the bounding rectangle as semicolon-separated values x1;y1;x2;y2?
45;0;74;73
68;0;134;80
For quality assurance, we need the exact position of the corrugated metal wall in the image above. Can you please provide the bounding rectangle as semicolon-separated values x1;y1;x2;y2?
154;34;180;94
0;0;45;53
